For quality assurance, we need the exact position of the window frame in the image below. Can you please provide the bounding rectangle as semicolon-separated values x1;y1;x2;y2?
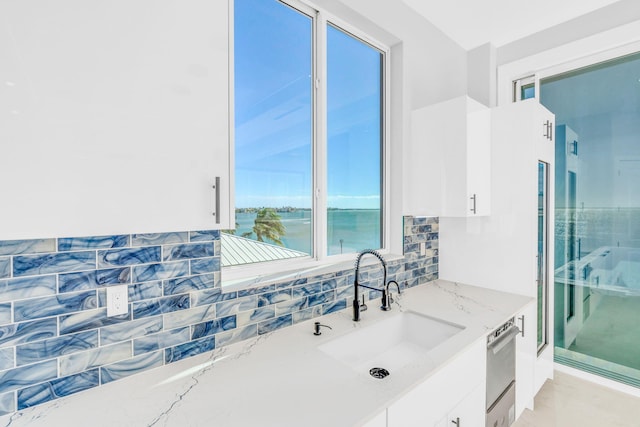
224;0;393;285
513;75;537;102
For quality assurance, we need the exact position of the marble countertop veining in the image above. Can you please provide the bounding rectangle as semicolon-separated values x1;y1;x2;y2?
0;280;533;427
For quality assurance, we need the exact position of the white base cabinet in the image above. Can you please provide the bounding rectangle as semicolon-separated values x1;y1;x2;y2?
386;340;486;427
515;302;537;419
434;384;485;427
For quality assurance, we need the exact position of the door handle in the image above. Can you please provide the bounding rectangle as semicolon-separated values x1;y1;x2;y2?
212;176;221;224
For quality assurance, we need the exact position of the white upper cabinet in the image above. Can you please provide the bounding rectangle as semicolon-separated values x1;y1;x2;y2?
405;96;491;217
0;0;232;239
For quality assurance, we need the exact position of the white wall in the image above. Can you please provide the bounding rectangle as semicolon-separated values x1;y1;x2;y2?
497;0;640;66
321;0;467;109
467;43;497;108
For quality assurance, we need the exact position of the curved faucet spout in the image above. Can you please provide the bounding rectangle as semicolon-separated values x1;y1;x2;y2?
381;280;401;311
353;249;387;321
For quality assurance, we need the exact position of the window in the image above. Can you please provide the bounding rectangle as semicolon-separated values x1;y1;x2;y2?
326;25;384;256
228;0;386;269
513;75;536;101
540;50;640;387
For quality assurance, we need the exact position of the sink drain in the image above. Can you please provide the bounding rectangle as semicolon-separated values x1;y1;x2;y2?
369;367;390;379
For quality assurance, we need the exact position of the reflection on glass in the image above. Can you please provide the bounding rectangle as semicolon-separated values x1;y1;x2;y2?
326;25;383;255
230;0;313;265
541;51;640;387
537;162;549;352
521;83;535;100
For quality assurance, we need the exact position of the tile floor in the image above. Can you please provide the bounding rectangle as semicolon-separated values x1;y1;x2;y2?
513;371;640;426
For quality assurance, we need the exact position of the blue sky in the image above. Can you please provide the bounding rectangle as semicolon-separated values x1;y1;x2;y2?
234;0;382;209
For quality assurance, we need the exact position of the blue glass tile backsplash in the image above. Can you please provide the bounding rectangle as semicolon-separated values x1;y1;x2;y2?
0;216;438;415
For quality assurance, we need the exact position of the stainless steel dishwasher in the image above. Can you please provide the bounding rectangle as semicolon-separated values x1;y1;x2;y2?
486;318;519;427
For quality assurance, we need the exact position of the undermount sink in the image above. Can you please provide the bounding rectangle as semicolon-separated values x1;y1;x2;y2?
318;311;464;374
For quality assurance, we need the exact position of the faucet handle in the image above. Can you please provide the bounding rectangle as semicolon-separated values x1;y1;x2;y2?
360;295;368;312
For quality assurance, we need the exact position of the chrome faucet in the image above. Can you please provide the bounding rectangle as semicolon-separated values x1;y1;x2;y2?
352;249;401;321
381;280;400;311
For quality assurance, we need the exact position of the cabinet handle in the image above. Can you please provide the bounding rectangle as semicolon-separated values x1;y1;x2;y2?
543;120;554;141
470;194;477;214
451;417;460;426
518;315;525;337
212;176;221;224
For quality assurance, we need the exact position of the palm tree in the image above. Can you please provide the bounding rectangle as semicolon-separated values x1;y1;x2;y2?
242;208;286;246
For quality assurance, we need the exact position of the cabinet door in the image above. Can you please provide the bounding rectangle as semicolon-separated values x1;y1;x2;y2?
516;302;537;418
465;107;491;216
387;340;485;427
441;97;491;217
0;0;231;239
446;384;485;427
405;96;490;218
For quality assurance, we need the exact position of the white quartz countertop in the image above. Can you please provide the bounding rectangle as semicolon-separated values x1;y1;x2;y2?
0;280;533;427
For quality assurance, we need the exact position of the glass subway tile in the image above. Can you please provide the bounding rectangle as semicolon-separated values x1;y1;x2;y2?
132;261;189;283
0;359;57;394
131;294;190;319
17;369;99;410
0;239;56;256
59;341;132;377
131;233;188;247
163;274;215;295
163;242;215;261
58;235;129;251
164;336;215;364
99;316;163;346
59;308;129;335
0;392;16;416
14;290;97;322
58;268;131;293
16;330;98;366
163;305;217;330
257;314;292;335
189;230;220;242
13;252;96;277
0;318;57;347
100;351;163;384
133;327;190;355
0;258;9;279
97;247;161;268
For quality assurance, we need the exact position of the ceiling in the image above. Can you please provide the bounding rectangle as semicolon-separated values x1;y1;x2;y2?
401;0;624;50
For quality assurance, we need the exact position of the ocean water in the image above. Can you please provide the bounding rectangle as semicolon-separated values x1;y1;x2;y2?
232;209;381;255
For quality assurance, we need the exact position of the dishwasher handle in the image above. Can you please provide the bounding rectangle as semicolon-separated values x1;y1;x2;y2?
488;326;520;354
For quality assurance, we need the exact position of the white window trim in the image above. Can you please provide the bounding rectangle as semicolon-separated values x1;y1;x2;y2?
513;75;536;102
223;0;397;287
498;20;640;106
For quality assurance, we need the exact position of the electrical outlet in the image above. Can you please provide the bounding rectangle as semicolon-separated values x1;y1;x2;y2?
106;285;129;317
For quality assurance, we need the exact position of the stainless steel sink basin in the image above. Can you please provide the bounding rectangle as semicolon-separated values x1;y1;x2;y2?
318;311;464;374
